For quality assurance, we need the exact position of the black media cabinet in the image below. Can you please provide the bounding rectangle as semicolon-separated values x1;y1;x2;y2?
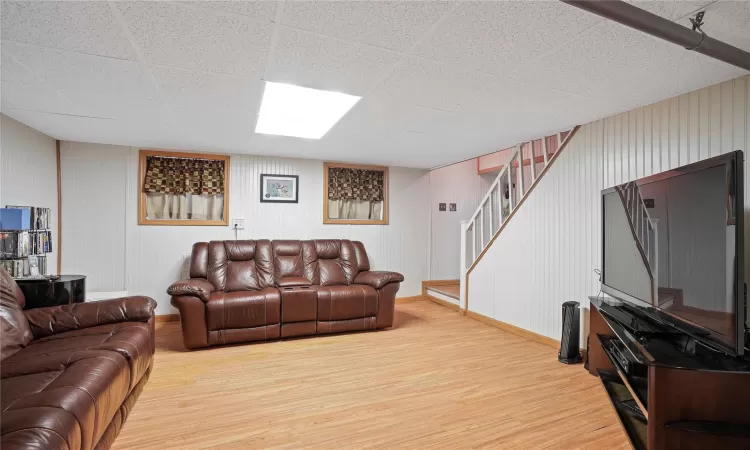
587;297;750;449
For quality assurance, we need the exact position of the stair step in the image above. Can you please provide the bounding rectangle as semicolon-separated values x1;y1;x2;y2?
426;285;459;300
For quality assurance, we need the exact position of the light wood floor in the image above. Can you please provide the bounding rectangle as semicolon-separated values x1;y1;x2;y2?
114;301;628;449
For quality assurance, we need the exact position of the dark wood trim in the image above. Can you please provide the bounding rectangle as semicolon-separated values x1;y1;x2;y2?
56;140;62;274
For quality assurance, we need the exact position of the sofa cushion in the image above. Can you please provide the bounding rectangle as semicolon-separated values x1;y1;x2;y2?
1;352;130;450
2;322;153;391
0;268;32;362
206;288;281;331
314;240;358;286
272;240;305;281
208;240;275;292
316;284;377;321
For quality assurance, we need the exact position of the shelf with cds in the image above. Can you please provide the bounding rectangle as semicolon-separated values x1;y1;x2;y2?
0;206;53;279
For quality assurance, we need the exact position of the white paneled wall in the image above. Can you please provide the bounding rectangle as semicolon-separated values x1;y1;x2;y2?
60;142;128;291
61;145;430;314
0;114;58;272
428;158;490;280
468;75;750;341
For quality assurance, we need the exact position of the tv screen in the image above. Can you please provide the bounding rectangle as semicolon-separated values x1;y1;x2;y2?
601;151;744;356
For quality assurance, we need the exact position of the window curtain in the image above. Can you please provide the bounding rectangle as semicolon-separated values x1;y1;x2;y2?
327;167;384;220
143;156;225;220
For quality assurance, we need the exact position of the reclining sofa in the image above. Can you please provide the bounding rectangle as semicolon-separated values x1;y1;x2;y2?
0;267;156;450
167;239;404;349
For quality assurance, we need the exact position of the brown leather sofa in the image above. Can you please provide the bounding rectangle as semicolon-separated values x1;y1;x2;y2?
0;268;156;450
168;239;404;349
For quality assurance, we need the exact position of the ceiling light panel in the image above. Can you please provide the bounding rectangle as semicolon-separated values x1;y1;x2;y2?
255;82;361;139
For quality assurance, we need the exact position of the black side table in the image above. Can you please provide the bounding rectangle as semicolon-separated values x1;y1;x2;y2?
17;275;86;310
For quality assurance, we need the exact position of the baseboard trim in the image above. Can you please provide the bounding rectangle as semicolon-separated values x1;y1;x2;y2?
465;310;559;350
425;294;461;312
155;314;180;323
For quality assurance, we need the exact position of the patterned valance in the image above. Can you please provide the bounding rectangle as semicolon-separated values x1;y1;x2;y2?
143;156;225;195
327;167;384;201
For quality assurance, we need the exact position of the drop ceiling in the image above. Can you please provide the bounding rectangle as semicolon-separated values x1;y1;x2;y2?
1;1;748;169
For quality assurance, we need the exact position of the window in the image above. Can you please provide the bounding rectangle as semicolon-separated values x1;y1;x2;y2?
323;162;388;225
138;150;229;226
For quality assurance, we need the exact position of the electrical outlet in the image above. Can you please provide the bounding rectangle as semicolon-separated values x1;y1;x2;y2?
231;218;245;230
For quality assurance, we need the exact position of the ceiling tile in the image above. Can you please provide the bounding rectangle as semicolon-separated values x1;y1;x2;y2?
280;1;453;52
1;1;137;60
152;66;263;127
266;27;401;95
4;41;157;96
414;1;602;74
335;97;464;135
512;22;688;96
1;81;85;116
182;0;278;22
371;57;495;111
116;1;272;76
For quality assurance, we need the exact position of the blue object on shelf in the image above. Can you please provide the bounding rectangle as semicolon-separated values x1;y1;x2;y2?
0;208;32;230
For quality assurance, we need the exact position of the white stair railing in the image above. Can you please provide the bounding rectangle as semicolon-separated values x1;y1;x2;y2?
459;129;576;310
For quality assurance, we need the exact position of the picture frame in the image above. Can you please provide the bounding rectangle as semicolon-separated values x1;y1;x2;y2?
260;174;299;203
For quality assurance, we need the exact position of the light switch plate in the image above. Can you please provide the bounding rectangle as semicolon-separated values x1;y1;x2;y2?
231;218;245;230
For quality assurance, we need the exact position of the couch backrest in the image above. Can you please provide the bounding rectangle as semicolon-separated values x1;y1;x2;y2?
0;268;33;361
190;239;369;290
272;240;304;280
205;240;275;292
314;240;358;286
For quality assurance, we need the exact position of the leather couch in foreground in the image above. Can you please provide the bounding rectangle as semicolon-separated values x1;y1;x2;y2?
0;268;156;450
168;239;404;349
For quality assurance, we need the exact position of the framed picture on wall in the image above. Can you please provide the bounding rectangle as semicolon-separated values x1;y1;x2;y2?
260;174;299;203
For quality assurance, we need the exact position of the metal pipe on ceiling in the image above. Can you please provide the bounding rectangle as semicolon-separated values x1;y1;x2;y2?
560;0;750;72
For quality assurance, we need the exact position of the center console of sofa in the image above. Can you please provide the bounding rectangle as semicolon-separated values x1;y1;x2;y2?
588;296;750;450
168;239;404;349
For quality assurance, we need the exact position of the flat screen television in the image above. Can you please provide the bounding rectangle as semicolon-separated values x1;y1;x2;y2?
601;151;745;356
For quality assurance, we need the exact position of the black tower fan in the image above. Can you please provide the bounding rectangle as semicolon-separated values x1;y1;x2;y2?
558;301;583;364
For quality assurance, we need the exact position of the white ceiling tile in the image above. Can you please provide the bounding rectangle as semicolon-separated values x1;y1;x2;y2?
266;27;401;95
335;97;464;134
371;57;495;111
414;1;602;74
116;1;272;76
1;1;137;60
280;1;453;52
4;41;158;95
512;21;688;95
1;81;85;116
182;0;278;22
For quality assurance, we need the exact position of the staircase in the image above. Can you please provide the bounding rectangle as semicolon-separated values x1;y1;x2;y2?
459;126;581;310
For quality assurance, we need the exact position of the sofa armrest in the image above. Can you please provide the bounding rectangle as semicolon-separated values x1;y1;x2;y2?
25;296;156;339
353;271;404;289
277;276;312;287
167;278;214;302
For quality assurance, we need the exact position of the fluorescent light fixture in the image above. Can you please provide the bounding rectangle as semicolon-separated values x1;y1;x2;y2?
255;82;361;139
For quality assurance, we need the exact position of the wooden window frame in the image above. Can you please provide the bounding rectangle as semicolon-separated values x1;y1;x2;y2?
323;162;389;225
138;149;230;226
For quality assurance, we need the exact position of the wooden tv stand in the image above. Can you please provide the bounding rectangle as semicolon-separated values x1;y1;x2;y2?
587;297;750;449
